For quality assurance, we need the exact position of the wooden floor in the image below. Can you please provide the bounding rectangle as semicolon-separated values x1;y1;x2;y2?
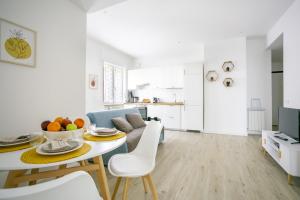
104;131;300;200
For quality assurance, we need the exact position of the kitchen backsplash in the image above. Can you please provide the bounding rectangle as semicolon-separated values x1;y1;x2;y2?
133;88;184;102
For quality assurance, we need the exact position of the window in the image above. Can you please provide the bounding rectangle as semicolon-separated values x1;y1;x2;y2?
103;62;126;104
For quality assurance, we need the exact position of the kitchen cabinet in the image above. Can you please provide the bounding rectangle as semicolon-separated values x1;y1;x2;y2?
182;65;203;131
182;105;203;131
128;67;184;89
160;67;184;89
163;105;182;129
128;69;146;90
147;105;182;129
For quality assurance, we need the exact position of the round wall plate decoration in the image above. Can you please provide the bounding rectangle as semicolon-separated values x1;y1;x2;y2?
206;70;218;82
223;78;234;87
222;61;234;72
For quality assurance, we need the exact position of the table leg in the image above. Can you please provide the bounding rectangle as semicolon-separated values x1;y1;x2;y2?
80;160;93;176
56;164;67;179
29;168;39;185
84;160;89;165
92;156;111;200
4;170;27;188
79;160;86;166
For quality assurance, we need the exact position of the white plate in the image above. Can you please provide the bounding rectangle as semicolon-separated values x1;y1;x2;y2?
36;140;84;155
94;127;117;133
90;131;119;137
0;135;41;147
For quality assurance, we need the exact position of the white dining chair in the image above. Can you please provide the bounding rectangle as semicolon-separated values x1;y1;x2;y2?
108;121;163;200
0;171;102;200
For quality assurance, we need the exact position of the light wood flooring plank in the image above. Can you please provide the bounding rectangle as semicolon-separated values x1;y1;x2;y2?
102;131;300;200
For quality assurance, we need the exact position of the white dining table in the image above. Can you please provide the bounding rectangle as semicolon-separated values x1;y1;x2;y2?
0;134;126;200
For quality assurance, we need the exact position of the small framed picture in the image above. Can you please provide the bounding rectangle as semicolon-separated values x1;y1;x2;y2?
0;18;37;67
89;74;98;89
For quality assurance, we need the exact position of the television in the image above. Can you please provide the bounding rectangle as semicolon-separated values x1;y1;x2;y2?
278;107;300;141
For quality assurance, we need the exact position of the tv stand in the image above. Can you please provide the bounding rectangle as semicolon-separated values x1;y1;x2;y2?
262;130;300;185
291;142;300;144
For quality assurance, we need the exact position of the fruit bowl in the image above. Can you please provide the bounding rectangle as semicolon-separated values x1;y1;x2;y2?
43;129;84;141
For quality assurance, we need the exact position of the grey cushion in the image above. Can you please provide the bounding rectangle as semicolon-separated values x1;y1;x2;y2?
111;117;134;133
126;113;146;129
126;127;145;152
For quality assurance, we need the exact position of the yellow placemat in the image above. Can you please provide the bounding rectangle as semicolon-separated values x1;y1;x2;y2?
0;143;32;153
83;132;126;142
0;137;45;153
21;143;91;164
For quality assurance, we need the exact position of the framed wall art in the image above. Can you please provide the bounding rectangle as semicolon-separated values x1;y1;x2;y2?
89;74;98;89
0;18;37;67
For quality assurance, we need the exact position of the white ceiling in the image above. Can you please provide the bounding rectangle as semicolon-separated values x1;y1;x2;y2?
71;0;126;12
87;0;294;65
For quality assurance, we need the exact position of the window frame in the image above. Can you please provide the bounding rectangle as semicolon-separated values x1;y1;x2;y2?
103;61;126;104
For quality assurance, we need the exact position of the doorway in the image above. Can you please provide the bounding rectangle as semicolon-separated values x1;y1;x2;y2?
270;35;283;131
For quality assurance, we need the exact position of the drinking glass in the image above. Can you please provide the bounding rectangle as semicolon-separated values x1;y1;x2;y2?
89;124;96;133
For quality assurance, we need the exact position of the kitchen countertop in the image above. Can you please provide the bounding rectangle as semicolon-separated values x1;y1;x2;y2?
126;102;184;106
104;102;184;106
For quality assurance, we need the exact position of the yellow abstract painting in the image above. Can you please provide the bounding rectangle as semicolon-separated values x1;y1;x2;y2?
5;31;32;59
0;18;36;67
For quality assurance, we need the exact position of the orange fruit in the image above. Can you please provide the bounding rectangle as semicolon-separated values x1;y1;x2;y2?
54;117;64;125
47;122;61;132
74;118;85;129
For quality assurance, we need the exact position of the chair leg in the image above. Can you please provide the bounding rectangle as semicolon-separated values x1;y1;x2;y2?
142;177;148;193
144;175;159;200
122;178;130;200
112;177;122;200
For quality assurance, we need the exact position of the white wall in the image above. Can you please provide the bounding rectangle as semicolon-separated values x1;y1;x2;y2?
246;37;272;130
204;37;247;135
267;0;300;109
135;44;205;69
0;0;86;135
85;37;135;112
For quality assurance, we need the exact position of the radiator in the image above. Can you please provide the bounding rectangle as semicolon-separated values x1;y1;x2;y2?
248;109;265;133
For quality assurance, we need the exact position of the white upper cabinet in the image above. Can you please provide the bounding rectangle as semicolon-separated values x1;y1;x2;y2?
128;69;138;90
160;67;184;89
128;67;184;89
128;69;147;89
184;70;203;105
